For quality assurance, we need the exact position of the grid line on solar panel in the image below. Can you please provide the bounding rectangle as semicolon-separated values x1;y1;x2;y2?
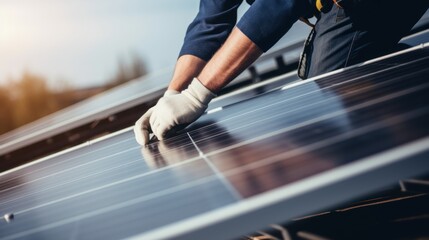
187;132;242;200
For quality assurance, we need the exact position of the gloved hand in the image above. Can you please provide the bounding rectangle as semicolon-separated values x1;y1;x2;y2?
149;78;216;141
134;89;179;145
134;78;216;145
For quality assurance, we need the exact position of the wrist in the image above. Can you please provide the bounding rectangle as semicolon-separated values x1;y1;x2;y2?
164;89;180;96
184;78;216;106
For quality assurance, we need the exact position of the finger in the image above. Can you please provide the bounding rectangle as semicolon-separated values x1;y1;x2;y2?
141;108;153;133
134;117;147;145
150;114;162;139
133;124;144;145
156;120;172;141
141;129;151;145
134;109;153;145
149;112;158;131
153;117;165;140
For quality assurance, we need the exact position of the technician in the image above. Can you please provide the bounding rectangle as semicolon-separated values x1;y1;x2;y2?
134;0;428;145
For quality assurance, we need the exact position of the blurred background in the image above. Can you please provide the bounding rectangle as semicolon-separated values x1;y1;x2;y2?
0;0;301;136
0;0;195;134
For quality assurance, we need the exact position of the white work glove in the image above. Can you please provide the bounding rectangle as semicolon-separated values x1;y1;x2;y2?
134;78;215;145
134;89;179;145
150;78;215;141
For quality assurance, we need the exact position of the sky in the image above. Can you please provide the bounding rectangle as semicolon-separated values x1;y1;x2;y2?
0;0;309;88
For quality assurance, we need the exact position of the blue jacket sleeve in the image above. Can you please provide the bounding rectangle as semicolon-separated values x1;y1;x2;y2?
237;0;309;52
179;0;243;61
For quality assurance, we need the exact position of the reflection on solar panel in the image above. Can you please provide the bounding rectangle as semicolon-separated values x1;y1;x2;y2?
0;44;428;240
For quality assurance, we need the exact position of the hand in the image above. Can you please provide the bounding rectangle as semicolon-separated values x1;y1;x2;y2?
149;78;215;142
134;89;179;145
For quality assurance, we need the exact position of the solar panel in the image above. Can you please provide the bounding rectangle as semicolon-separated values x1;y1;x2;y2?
0;43;428;240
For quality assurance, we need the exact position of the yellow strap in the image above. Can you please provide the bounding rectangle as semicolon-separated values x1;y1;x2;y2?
316;0;324;11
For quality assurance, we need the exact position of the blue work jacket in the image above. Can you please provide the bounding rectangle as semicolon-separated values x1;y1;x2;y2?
179;0;310;61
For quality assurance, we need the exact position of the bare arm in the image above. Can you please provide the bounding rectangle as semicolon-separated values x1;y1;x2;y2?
168;27;262;94
198;27;263;93
168;55;206;92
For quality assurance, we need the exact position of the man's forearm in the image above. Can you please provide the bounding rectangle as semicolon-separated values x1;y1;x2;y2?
168;55;206;92
198;27;263;93
135;27;263;144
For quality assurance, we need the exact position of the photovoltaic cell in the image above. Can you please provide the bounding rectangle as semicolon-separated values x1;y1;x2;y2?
0;44;428;240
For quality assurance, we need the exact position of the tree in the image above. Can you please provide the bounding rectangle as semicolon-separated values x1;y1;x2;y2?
106;54;148;89
0;53;148;135
10;71;60;127
0;86;14;134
